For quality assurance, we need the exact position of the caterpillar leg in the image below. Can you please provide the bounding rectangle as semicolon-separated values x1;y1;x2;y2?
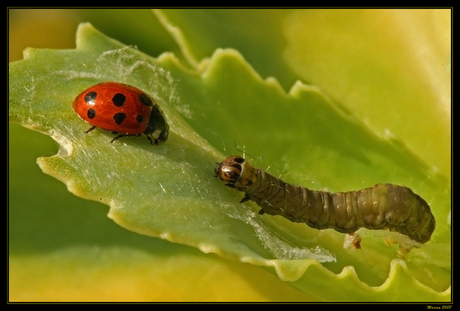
383;237;397;248
383;234;421;257
240;194;250;203
396;245;413;258
395;239;420;258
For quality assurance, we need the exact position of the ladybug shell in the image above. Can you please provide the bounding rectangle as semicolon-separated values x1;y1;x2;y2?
73;82;169;144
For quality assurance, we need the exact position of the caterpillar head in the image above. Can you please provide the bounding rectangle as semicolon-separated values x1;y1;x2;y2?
214;156;245;186
214;156;257;191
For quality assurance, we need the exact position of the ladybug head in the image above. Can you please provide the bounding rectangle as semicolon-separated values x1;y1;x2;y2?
145;105;169;145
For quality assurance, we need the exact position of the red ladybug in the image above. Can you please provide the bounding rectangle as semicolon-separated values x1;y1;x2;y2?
73;82;169;145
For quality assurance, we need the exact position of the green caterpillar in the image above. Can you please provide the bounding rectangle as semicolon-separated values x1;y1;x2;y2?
215;156;436;244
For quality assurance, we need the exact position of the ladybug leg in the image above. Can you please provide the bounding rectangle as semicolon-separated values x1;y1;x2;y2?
110;134;127;143
110;133;145;144
85;126;96;133
146;136;154;145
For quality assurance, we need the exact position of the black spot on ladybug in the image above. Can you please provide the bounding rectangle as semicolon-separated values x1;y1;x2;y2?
112;93;126;107
138;94;153;106
113;112;126;125
136;115;143;123
84;91;97;105
87;108;96;119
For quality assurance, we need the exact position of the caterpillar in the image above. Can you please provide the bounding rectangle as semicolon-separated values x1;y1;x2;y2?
214;156;436;245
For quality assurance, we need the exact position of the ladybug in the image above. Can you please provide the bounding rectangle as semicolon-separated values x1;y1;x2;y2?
73;82;169;145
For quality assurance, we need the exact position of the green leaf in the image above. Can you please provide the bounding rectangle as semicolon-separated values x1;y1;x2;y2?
9;22;450;302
